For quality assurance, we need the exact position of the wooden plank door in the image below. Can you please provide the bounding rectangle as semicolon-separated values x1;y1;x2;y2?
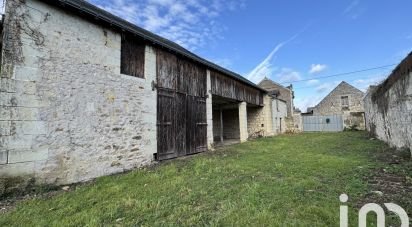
194;97;208;153
157;89;177;160
186;96;207;155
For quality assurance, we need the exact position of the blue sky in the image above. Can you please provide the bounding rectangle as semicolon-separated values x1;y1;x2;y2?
89;0;412;111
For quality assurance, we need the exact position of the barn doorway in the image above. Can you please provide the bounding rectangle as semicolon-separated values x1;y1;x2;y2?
212;95;241;146
156;50;208;160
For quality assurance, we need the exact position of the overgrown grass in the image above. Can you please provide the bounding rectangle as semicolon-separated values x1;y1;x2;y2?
0;132;409;226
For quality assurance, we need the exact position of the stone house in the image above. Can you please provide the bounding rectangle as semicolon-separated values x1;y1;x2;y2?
364;53;412;153
310;81;365;129
258;78;294;117
258;78;302;132
0;0;288;192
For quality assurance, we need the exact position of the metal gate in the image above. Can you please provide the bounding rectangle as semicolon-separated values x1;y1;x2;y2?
302;115;344;132
156;49;207;161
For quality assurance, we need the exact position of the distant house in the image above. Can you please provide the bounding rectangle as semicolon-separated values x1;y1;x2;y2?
311;81;365;129
258;78;294;117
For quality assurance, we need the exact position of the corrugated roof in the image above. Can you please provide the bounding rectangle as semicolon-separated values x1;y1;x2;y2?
38;0;266;92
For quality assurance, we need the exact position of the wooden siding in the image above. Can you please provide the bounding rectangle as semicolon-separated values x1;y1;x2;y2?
156;49;206;97
210;70;263;106
156;49;207;160
121;34;145;78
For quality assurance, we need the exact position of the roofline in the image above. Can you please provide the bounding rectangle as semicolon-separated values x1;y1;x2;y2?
258;78;292;92
340;81;364;94
38;0;266;93
313;81;363;109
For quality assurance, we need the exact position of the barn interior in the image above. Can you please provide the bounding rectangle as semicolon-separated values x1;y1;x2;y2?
212;95;241;146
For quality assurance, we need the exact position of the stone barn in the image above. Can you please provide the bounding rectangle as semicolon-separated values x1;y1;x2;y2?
309;81;365;130
0;0;283;191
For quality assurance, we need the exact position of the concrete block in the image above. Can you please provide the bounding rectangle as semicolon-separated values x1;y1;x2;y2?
0;121;11;136
1;64;15;79
0;107;11;120
6;135;33;150
0;92;11;107
10;94;47;108
14;66;41;82
0;150;7;165
13;107;40;121
21;121;47;135
0;161;35;176
8;147;49;164
239;102;248;142
144;45;157;81
0;78;16;93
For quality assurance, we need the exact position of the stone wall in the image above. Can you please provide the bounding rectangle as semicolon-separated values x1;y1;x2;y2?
258;78;294;117
364;53;412;152
287;113;303;133
0;0;156;191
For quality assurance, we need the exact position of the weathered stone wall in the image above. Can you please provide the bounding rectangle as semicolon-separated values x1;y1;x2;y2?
258;78;294;117
364;54;412;152
271;99;287;134
312;82;365;129
287;113;303;133
247;107;265;138
0;0;156;190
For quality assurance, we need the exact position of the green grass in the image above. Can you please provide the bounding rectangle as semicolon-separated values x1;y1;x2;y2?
0;132;409;226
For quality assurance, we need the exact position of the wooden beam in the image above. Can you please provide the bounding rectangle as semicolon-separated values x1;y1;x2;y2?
220;109;224;143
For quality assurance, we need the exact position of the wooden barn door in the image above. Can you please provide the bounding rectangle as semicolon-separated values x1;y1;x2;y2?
156;50;207;160
186;96;207;155
157;89;177;160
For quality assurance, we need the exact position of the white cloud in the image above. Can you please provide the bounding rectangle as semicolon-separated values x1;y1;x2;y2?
295;81;340;112
309;64;327;74
351;75;386;91
295;95;324;113
315;81;340;94
246;43;284;83
342;0;364;20
247;32;302;83
274;68;301;83
306;79;320;85
343;0;360;15
90;0;245;51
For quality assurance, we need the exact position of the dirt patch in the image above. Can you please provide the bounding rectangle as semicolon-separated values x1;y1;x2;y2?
357;148;412;213
0;189;62;214
0;181;93;214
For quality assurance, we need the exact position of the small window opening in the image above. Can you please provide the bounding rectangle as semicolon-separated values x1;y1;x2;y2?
341;96;349;107
121;34;145;78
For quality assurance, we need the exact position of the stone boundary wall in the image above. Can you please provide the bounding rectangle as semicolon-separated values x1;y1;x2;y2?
0;0;156;193
364;53;412;152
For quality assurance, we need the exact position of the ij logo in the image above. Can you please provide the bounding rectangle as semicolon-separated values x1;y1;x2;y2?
339;194;409;227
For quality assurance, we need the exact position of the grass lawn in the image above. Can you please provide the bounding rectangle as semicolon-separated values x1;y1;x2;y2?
0;132;411;226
